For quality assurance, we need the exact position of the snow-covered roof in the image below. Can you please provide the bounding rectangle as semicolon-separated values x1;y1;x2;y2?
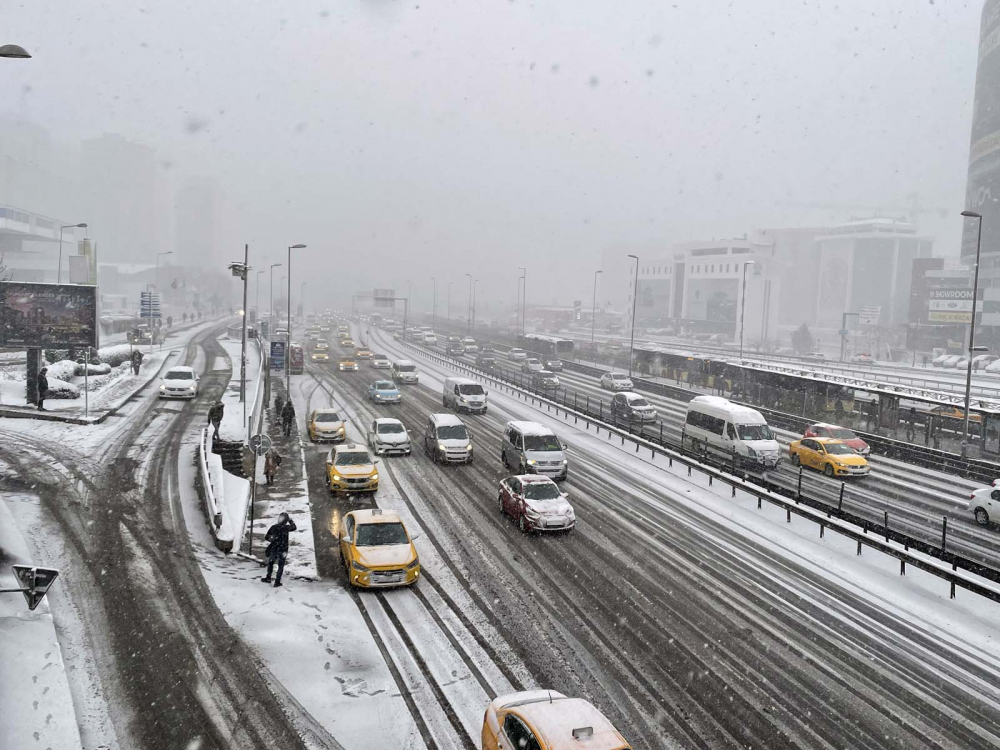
373;417;403;426
430;413;465;426
351;508;402;525
507;420;554;436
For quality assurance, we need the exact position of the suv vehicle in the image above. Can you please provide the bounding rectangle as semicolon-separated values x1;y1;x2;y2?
531;370;560;391
500;421;568;481
476;350;497;370
424;413;473;464
325;443;380;493
391;360;419;384
600;371;633;391
498;475;575;534
610;392;657;423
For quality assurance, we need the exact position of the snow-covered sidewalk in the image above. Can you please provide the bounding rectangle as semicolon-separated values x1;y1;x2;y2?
0;493;83;750
215;335;262;443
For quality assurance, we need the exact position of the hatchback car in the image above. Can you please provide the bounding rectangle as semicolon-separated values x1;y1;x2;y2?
543;358;563;372
355;347;373;359
610;392;657;422
338;356;358;371
600;372;633;391
369;380;401;404
804;423;869;456
507;347;527;361
521;358;543;374
339;509;419;588
370;353;391;369
789;437;870;477
158;366;199;399
498;475;575;533
367;417;411;456
482;690;631;750
308;409;346;443
969;482;999;527
325;443;380;493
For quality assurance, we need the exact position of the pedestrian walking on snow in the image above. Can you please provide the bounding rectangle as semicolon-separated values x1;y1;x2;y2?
274;393;284;418
208;400;224;441
264;447;282;486
131;350;143;376
36;367;49;411
262;512;296;587
281;400;295;437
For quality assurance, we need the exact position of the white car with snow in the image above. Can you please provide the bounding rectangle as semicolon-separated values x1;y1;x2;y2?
158;366;200;399
600;372;633;392
969;481;999;527
367;417;411;456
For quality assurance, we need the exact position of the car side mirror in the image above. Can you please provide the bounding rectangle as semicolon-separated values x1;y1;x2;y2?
410;532;422;542
374;458;381;464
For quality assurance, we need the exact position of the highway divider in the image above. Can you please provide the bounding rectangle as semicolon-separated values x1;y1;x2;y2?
391;335;1000;606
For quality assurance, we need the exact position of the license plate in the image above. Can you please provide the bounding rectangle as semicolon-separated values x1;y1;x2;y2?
374;573;404;583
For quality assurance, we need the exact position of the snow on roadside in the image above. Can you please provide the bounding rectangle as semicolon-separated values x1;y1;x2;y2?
215;337;261;443
0;494;84;750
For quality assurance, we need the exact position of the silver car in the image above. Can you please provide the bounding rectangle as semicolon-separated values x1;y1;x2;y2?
368;418;411;456
500;420;568;481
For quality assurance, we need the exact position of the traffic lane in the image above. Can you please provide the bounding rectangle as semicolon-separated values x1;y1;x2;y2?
323;355;1000;750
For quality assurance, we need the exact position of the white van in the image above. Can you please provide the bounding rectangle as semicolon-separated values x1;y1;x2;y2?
391;359;420;384
682;395;781;469
443;376;488;413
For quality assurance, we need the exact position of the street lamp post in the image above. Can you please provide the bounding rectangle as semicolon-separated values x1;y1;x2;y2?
517;266;526;336
465;273;473;334
627;255;639;378
592;270;602;363
447;282;452;322
286;244;306;392
739;260;757;363
431;277;437;331
255;270;264;325
58;223;87;283
472;278;479;333
269;263;282;326
961;211;986;458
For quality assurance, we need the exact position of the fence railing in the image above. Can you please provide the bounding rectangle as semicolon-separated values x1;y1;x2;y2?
197;425;224;533
392;336;1000;606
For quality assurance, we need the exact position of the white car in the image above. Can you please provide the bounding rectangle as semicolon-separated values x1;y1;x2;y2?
367;417;411;456
507;348;527;361
158;366;199;399
521;358;543;374
600;372;633;392
370;354;391;369
969;481;999;527
463;337;479;353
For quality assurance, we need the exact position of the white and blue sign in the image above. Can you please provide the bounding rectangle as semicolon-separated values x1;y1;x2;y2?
140;291;161;319
270;341;286;370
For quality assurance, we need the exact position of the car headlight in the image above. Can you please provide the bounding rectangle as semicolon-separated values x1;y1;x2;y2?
371;473;379;481
566;507;575;517
526;459;537;465
159;385;166;391
464;444;473;452
563;459;568;465
525;507;541;519
352;561;370;572
459;397;467;403
406;558;420;570
337;426;345;433
332;474;341;482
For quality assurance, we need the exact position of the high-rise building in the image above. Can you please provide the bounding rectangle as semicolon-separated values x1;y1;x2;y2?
174;176;219;269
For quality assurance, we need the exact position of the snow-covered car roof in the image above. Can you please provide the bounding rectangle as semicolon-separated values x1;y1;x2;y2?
429;413;465;427
621;392;649;402
312;408;342;418
164;366;195;376
511;474;559;485
373;417;404;427
394;359;415;366
507;420;554;436
350;508;403;525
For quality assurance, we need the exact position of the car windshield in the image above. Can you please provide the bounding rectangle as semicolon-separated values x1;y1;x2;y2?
378;423;405;434
398;365;416;372
335;451;371;466
459;384;484;395
375;381;395;390
166;371;193;380
523;482;562;500
825;443;855;455
524;435;561;451
829;428;856;439
373;354;386;359
628;398;649;408
611;374;628;380
315;413;341;423
437;425;468;440
355;522;409;547
737;424;774;441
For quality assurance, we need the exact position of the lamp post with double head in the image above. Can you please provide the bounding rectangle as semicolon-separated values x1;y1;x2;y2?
592;270;602;363
960;211;986;458
627;255;639;378
58;223;87;283
286;244;306;391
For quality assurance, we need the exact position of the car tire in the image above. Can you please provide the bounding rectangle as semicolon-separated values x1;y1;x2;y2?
975;507;990;526
824;463;834;478
791;454;799;466
518;513;529;534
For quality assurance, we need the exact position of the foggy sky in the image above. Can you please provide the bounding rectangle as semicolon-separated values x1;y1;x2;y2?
1;0;984;312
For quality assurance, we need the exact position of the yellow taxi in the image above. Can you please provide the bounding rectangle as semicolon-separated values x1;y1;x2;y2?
789;437;870;477
338;330;350;340
482;690;631;750
338;355;358;371
338;508;419;588
310;349;329;362
340;337;356;348
325;443;380;493
929;404;982;424
307;408;346;443
355;346;373;359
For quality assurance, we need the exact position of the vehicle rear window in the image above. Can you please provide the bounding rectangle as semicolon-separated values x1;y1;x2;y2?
356;522;408;546
375;381;395;389
829;428;855;439
825;443;855;455
628;398;649;407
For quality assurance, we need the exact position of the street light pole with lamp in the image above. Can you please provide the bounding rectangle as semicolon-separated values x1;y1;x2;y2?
517;266;526;336
960;211;986;458
58;223;87;283
627;254;639;378
286;244;306;391
739;260;757;363
471;278;479;334
591;270;602;363
269;263;282;325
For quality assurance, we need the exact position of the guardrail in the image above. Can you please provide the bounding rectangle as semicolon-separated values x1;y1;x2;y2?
196;425;226;545
390;335;1000;605
246;338;266;444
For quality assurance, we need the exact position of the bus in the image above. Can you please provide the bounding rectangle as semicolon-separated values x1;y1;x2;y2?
518;334;574;359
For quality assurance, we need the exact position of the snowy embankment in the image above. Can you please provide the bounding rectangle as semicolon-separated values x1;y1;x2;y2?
215;336;263;443
0;494;83;750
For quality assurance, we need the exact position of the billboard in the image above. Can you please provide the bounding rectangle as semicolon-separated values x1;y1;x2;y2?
928;288;973;324
373;288;396;309
0;282;99;348
270;341;286;371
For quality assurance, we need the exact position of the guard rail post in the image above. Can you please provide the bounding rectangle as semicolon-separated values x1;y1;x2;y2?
941;517;948;553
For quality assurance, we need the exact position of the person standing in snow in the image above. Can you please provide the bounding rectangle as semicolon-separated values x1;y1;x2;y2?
36;367;49;411
262;512;296;587
281;399;295;437
208;400;224;440
263;447;282;486
274;393;284;418
131;349;143;376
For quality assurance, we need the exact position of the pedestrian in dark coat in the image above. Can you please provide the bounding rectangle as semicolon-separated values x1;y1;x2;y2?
132;350;143;376
208;401;224;440
281;400;295;437
37;367;49;411
274;393;284;417
262;512;297;587
264;448;282;486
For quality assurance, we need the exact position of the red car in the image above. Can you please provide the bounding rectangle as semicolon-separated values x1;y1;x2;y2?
497;475;575;533
804;423;869;456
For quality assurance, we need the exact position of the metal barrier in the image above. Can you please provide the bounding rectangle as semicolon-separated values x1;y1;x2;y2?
197;425;223;531
390;336;1000;605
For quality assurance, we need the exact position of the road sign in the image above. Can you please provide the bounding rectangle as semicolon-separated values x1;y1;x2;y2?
858;305;881;326
11;565;59;611
929;311;973;323
140;291;161;320
929;299;973;312
250;433;272;456
838;328;850;336
270;341;286;370
373;288;396;308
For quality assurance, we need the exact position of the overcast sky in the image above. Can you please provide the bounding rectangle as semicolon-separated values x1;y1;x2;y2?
1;0;986;310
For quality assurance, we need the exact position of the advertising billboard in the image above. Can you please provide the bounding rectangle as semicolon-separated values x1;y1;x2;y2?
270;341;286;371
928;288;973;324
0;282;99;348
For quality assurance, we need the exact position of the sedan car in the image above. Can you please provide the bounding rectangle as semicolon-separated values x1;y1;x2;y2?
338;357;359;371
531;370;560;390
368;379;401;404
370;353;391;369
600;371;633;391
325;443;380;493
969;482;999;527
339;509;419;588
355;347;373;359
310;350;329;362
804;423;869;456
543;358;563;372
498;475;575;533
507;347;527;361
367;417;411;456
340;337;356;348
610;391;657;423
521;358;543;374
482;690;631;750
308;408;346;443
158;366;199;399
789;437;870;477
